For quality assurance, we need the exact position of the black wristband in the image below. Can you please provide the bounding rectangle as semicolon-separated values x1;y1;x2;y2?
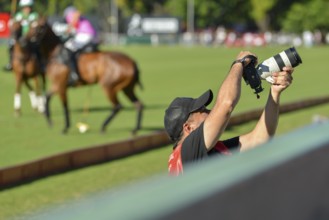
231;58;245;68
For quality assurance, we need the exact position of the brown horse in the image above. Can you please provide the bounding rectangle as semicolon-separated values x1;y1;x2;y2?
11;20;46;116
24;17;144;134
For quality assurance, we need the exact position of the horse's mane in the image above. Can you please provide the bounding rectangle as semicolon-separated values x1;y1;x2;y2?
41;18;62;47
35;17;63;58
10;20;23;40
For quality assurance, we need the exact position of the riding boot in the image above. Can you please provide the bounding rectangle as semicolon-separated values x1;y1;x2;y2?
3;44;14;72
67;50;79;87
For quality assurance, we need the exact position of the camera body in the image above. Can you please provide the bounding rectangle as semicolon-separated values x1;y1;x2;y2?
242;47;302;98
242;55;263;98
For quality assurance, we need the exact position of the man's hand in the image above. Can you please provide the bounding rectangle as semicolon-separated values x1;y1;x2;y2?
271;66;294;95
235;51;258;67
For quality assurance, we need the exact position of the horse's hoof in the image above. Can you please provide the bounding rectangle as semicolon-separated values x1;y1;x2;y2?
100;125;107;134
131;129;138;136
46;120;53;128
14;110;21;117
37;107;45;114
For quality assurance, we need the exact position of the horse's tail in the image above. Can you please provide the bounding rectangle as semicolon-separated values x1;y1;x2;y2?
134;62;143;90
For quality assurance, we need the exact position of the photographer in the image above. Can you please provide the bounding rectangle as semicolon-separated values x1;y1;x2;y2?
164;51;294;176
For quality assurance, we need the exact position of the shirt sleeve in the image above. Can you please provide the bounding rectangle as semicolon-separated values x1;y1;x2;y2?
29;12;39;21
180;122;209;165
222;136;240;151
180;123;240;165
14;12;23;21
78;19;96;35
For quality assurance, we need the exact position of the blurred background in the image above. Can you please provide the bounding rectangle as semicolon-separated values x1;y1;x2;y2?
1;0;328;47
1;0;329;219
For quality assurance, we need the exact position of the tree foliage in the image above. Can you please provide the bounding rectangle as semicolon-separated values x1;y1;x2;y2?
165;0;255;30
282;0;329;33
249;0;276;31
1;0;328;33
117;0;168;16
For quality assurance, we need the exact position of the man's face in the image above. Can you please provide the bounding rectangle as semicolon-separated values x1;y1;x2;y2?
186;106;210;132
22;6;31;15
70;11;81;25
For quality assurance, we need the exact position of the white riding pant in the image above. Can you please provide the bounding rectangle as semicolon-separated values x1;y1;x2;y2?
64;33;93;52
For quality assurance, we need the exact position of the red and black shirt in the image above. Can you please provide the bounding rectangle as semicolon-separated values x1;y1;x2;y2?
168;122;239;176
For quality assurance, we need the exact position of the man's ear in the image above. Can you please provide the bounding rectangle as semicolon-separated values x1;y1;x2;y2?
183;122;193;134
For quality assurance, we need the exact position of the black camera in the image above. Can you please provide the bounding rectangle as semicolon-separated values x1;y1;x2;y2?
242;55;263;99
242;47;302;98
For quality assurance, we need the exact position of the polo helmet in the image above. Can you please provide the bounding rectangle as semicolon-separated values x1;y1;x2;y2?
19;0;34;7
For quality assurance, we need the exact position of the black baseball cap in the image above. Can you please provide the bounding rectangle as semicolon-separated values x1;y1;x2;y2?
164;90;213;142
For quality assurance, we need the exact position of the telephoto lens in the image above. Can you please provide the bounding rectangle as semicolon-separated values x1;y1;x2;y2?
257;47;302;83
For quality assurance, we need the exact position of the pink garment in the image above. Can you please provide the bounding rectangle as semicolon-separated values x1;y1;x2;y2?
65;12;96;37
77;18;96;36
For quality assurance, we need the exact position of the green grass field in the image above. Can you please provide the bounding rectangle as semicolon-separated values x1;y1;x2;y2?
0;44;329;219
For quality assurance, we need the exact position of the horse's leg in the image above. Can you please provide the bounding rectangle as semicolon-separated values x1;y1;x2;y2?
38;74;47;113
41;72;46;92
101;104;122;133
33;75;46;113
58;89;70;134
14;74;23;117
44;88;70;134
44;91;53;127
101;88;122;133
25;77;38;111
123;85;144;135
